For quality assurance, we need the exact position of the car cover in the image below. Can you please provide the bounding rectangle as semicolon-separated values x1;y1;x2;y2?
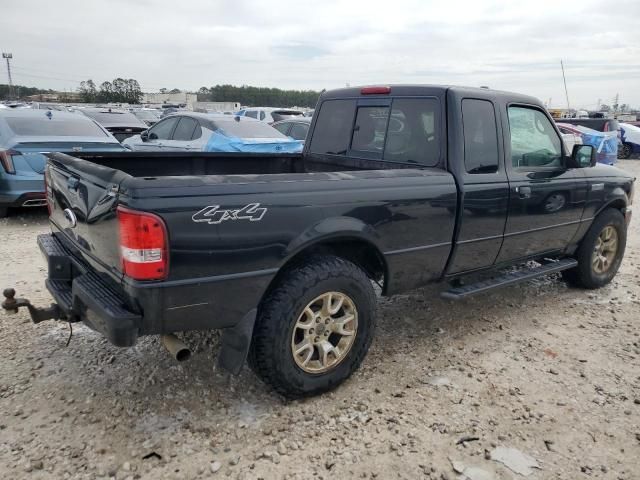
620;123;640;147
205;130;303;153
571;125;618;165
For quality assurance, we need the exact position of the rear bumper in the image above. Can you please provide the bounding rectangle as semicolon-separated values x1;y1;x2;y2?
38;232;273;347
39;234;141;346
0;174;46;207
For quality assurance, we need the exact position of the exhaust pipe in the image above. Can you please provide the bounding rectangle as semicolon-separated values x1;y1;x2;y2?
161;334;191;362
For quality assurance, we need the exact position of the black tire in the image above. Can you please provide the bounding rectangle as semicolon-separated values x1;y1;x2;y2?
562;208;626;289
617;143;632;160
248;255;376;398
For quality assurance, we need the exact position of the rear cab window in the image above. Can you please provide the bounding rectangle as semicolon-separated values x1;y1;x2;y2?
310;97;441;166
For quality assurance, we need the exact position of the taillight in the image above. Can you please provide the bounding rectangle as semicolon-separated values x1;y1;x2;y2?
117;206;168;281
0;149;19;174
360;86;391;95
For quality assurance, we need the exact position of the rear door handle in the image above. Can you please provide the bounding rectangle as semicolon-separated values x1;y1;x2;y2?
515;186;532;199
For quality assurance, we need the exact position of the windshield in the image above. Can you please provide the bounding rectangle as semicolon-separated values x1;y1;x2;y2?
213;119;288;139
6;117;109;137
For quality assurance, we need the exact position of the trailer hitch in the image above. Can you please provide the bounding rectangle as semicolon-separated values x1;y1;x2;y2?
2;288;65;323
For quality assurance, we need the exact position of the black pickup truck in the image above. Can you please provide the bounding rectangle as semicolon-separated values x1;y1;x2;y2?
3;85;634;398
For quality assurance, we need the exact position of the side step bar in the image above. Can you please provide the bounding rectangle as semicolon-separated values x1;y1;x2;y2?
441;258;578;300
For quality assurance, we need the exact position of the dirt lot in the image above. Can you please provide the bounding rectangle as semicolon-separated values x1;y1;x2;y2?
1;160;639;480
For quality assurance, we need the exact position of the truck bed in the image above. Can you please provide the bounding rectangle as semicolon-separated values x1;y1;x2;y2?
68;151;416;177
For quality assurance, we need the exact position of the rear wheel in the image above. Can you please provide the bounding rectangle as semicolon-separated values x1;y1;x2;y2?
562;208;626;289
618;143;632;160
248;255;376;398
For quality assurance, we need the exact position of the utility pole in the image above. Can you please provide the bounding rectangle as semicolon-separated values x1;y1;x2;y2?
2;53;14;100
560;60;570;112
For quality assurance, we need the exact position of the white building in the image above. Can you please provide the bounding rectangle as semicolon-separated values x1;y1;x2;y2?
141;92;198;108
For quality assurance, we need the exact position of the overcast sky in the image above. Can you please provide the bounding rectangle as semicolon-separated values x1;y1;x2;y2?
2;0;639;108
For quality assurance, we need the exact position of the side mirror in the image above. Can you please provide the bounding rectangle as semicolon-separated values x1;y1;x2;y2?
572;144;596;168
148;132;158;141
140;131;149;142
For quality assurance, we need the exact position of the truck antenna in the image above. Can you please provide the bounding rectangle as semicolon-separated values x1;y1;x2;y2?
561;60;570;112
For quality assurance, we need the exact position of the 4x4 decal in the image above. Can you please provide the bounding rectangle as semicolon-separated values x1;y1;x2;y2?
192;203;267;224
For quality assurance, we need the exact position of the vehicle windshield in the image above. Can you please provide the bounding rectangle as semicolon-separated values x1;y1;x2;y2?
213;119;288;139
5;117;109;137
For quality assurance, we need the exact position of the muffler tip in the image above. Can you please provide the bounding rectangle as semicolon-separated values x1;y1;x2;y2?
161;334;192;362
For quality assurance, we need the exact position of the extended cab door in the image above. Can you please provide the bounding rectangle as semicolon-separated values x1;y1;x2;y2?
496;105;587;262
446;92;509;273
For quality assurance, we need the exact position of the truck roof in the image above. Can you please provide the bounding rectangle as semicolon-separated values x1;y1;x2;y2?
320;84;543;106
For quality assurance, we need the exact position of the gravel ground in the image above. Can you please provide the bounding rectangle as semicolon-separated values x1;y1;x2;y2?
1;160;639;480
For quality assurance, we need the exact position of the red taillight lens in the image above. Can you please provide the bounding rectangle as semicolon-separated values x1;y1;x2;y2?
360;86;391;95
117;206;168;281
0;150;19;174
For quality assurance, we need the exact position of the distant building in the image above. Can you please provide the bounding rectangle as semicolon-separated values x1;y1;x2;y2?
193;101;240;113
142;92;198;108
24;91;82;102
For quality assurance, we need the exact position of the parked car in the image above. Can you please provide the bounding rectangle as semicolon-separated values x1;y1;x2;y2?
80;108;148;142
122;113;303;153
272;117;311;141
558;118;619;133
5;85;634;399
130;108;161;127
618;123;640;159
236;107;305;124
0;109;125;217
556;123;618;165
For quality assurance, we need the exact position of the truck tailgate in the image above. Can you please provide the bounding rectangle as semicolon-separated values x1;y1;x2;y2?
45;153;130;282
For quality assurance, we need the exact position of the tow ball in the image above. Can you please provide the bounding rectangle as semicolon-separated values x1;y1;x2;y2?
2;288;65;323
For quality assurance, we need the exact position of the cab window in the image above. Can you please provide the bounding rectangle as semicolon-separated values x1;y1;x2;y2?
508;106;562;168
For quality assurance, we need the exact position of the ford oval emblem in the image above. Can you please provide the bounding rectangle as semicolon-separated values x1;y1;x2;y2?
63;208;77;228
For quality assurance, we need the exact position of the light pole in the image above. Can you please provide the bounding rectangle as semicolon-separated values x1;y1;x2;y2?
2;53;14;100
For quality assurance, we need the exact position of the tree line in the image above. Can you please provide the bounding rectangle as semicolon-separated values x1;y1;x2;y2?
196;85;320;108
78;78;143;104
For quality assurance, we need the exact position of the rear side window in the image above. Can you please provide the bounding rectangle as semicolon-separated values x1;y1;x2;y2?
273;123;290;135
309;100;357;155
172;117;198;141
245;111;258;119
289;122;309;140
462;99;499;174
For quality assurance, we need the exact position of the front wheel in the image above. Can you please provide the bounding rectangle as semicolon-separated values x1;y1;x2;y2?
248;255;376;398
562;208;627;289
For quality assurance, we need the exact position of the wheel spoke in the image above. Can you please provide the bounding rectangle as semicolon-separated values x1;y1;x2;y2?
329;295;344;315
317;340;338;367
332;314;356;336
320;293;333;317
294;339;313;356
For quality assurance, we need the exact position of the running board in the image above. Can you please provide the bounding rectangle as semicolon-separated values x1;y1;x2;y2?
441;258;578;300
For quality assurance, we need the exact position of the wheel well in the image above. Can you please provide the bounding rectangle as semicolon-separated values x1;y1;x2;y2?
262;238;388;300
602;199;626;214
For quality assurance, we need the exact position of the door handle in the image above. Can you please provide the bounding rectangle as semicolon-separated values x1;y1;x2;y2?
515;186;532;199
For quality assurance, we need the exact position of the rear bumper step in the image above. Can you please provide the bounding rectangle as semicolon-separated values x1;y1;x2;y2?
441;258;578;300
